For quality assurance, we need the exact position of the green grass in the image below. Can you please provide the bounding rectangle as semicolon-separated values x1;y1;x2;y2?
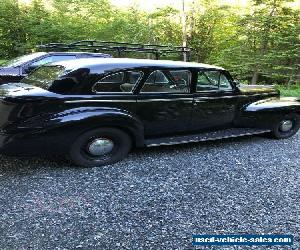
277;85;300;97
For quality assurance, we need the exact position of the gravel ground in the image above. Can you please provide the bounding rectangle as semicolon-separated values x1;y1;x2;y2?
0;132;299;250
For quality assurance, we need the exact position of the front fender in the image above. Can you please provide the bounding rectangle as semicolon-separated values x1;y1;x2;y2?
236;97;300;129
245;97;300;113
10;107;145;147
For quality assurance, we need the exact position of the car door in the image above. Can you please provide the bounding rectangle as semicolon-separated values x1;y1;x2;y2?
189;69;237;132
135;68;194;137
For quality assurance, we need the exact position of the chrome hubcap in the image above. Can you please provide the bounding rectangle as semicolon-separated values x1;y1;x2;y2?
279;120;294;132
87;138;114;156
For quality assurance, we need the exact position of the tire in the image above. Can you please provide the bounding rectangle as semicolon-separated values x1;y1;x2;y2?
270;113;300;139
69;127;132;167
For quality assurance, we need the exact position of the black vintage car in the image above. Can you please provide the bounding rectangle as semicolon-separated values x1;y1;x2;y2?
0;58;299;167
0;51;111;84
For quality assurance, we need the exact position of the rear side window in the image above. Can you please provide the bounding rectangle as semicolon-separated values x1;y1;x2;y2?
92;71;143;93
99;72;124;83
141;70;191;93
145;70;169;84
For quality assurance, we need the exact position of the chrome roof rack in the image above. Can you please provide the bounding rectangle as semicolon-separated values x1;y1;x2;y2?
37;40;192;61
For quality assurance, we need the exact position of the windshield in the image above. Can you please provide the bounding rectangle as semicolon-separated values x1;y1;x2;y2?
21;65;65;90
1;52;47;67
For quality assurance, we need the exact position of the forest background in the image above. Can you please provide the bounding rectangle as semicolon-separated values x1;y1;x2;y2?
0;0;299;95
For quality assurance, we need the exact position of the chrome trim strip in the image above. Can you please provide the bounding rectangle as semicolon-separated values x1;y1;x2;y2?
65;92;278;104
146;130;271;147
139;93;278;102
194;92;278;100
65;100;136;103
138;98;193;102
65;98;194;103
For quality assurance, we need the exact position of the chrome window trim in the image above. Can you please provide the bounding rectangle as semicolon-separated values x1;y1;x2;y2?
140;69;192;94
92;70;144;94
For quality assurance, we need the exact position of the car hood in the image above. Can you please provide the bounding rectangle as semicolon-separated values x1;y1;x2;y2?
238;84;279;95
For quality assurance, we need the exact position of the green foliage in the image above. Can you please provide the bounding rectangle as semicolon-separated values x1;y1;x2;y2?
0;0;298;85
277;85;300;97
187;1;238;63
208;0;300;85
0;0;25;57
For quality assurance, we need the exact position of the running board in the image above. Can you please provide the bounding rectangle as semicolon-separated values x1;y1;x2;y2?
145;128;271;147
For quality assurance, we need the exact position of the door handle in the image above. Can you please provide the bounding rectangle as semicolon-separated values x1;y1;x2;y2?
183;100;194;104
183;99;203;105
193;100;204;105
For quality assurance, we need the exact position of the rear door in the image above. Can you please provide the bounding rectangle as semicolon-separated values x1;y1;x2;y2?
135;68;194;137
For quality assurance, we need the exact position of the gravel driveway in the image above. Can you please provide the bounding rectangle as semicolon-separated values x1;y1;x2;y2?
0;133;299;249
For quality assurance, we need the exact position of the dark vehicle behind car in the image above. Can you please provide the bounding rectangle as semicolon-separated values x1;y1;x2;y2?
0;52;111;84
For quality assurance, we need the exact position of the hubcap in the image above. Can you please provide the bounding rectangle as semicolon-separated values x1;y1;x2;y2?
279;120;294;132
87;138;114;156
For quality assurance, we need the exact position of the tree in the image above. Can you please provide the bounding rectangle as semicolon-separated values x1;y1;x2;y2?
0;0;25;58
0;0;298;85
185;0;238;63
212;0;300;84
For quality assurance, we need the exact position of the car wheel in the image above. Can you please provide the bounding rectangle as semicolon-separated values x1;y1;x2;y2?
270;113;300;139
69;127;132;167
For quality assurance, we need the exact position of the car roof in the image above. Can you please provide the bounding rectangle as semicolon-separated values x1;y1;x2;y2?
49;58;225;71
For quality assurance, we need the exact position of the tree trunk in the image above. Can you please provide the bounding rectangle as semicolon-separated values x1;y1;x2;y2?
251;70;259;85
286;77;292;89
181;0;187;62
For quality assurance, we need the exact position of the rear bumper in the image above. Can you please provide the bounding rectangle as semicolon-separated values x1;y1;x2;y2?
0;130;70;156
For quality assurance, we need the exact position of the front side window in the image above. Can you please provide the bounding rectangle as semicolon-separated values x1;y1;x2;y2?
197;70;232;91
141;70;191;93
93;71;143;93
219;73;232;90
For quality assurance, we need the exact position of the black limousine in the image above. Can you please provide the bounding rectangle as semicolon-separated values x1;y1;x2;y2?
0;58;299;167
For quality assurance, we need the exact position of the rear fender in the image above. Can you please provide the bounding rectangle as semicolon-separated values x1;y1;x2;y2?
11;107;145;147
